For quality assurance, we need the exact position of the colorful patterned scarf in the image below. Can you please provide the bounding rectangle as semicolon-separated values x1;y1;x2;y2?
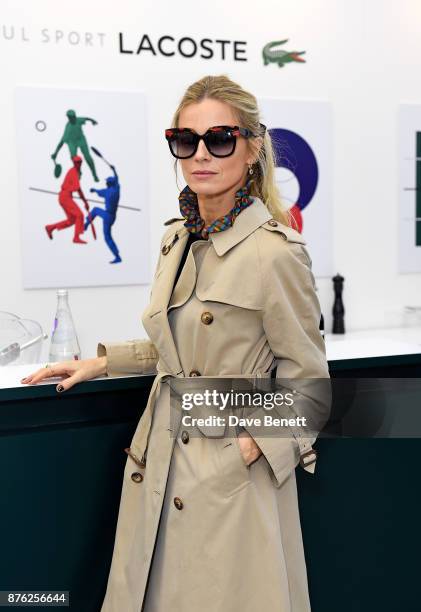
178;176;255;238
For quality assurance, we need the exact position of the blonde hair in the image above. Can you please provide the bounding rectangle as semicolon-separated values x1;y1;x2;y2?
170;74;295;228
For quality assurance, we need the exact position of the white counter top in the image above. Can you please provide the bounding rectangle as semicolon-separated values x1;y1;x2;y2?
1;326;421;390
324;325;421;361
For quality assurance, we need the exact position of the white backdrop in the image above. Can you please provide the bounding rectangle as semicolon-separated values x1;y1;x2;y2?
1;0;421;362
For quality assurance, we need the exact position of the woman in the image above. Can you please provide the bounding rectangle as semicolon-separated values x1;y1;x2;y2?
22;75;331;612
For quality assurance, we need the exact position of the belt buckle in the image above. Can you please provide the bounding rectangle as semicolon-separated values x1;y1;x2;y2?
124;447;146;468
299;448;317;468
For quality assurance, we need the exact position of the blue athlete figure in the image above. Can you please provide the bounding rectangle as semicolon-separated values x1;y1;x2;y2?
84;165;122;264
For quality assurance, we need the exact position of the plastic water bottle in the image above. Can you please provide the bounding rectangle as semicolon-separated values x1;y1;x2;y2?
49;289;81;361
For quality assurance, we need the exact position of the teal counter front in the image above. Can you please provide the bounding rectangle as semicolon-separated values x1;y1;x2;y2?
0;372;152;611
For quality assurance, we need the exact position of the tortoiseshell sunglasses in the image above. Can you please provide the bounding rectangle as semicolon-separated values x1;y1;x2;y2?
164;124;266;159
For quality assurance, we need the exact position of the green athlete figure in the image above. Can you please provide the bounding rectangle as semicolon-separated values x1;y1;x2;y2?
51;109;100;182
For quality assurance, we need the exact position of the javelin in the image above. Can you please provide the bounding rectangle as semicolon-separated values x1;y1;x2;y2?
29;187;141;212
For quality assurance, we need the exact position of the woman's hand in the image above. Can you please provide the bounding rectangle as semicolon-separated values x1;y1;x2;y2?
20;356;107;393
237;431;263;466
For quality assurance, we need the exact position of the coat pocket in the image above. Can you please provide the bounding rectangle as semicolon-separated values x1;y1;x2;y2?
216;434;251;498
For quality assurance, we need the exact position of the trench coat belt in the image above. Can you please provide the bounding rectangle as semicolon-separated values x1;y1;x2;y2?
133;369;246;462
134;368;319;472
134;369;271;459
134;369;177;464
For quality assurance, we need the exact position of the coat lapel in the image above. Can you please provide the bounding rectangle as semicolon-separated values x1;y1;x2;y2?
168;246;197;311
142;226;190;375
209;196;272;256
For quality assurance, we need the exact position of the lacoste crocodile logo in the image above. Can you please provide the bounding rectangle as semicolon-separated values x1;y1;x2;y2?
262;39;306;68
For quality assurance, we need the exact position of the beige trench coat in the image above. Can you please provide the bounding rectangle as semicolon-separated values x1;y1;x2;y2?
97;196;331;612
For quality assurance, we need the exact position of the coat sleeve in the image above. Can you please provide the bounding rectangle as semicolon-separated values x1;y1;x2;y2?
96;338;159;377
243;239;331;488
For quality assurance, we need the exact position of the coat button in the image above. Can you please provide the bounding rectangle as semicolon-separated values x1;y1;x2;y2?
174;496;184;510
268;219;278;227
131;472;143;483
181;430;189;444
189;369;201;376
201;311;213;325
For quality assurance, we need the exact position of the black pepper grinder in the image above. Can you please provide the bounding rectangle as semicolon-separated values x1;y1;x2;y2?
332;273;345;334
319;312;325;339
315;281;325;339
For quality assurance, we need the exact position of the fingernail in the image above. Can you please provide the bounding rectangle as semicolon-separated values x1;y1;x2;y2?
56;384;64;392
21;377;28;383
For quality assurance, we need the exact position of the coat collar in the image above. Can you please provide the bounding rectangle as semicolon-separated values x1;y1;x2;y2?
162;195;273;254
209;196;273;256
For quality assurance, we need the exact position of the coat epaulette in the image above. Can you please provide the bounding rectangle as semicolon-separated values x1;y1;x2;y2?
164;217;184;226
261;218;306;245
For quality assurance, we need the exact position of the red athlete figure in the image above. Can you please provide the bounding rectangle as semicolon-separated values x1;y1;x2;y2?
45;156;94;244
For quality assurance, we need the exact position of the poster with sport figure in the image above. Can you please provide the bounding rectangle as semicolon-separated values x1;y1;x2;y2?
15;86;151;288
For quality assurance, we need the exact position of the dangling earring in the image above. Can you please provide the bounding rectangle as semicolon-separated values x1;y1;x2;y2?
248;164;254;175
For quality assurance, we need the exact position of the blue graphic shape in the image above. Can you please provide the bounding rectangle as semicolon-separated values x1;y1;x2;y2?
85;168;121;260
269;128;318;211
